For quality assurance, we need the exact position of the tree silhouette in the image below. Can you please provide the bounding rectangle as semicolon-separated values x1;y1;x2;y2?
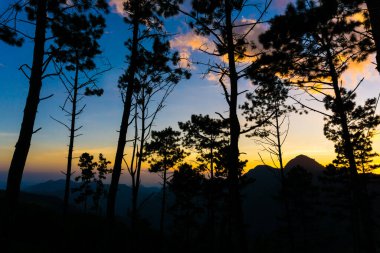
49;7;108;216
242;73;295;180
178;114;229;248
179;114;229;179
0;2;24;46
5;0;108;214
179;1;273;249
324;89;380;173
145;127;186;236
72;153;111;213
92;153;112;213
241;73;297;251
106;0;187;221
73;153;96;212
168;163;205;249
258;0;375;251
123;37;190;233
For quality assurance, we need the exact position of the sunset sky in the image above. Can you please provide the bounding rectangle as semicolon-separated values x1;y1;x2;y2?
1;0;380;186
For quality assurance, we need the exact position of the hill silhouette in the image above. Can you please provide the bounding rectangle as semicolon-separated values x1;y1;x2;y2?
284;154;325;175
242;154;325;237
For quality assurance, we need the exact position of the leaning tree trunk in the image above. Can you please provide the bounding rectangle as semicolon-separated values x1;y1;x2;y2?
326;41;375;253
224;1;246;251
107;6;140;220
365;0;380;71
6;0;47;213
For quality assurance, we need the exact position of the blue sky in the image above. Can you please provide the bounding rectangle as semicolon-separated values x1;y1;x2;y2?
1;0;380;186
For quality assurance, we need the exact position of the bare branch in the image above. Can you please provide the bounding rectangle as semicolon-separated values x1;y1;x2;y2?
289;96;332;117
39;94;54;101
32;127;42;134
50;116;70;131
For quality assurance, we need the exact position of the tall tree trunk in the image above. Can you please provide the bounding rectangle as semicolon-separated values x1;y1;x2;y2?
224;1;246;251
6;0;47;213
326;41;375;253
63;61;79;215
160;165;168;235
107;6;140;220
365;0;380;71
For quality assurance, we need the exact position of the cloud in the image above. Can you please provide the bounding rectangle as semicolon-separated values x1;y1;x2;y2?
170;32;215;53
170;32;215;69
170;18;268;68
109;0;124;15
342;55;378;88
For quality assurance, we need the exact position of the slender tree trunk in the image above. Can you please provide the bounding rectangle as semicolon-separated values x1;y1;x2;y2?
63;61;79;215
210;146;214;180
224;1;246;251
160;164;168;235
130;109;138;229
129;110;139;252
209;146;215;251
365;0;380;71
275;109;285;180
6;0;47;213
132;94;146;231
275;108;296;252
107;5;140;220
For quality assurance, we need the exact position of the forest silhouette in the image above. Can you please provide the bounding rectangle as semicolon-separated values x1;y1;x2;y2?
1;0;380;252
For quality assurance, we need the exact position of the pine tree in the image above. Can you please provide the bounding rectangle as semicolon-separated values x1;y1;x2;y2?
258;0;375;251
241;73;295;181
106;0;187;221
124;36;190;233
6;0;108;214
145;127;186;236
324;89;380;173
50;6;107;216
178;114;229;248
180;1;273;248
73;153;111;213
179;114;229;179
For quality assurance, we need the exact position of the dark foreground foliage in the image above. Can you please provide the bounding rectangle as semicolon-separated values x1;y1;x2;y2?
0;191;159;253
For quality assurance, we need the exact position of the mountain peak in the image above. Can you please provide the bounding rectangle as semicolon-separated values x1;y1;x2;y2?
285;154;324;175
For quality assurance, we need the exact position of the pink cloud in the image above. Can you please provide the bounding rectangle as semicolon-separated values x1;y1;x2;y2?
109;0;124;15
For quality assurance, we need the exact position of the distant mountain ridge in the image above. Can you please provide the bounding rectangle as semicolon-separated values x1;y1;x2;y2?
15;154;325;233
23;179;161;222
